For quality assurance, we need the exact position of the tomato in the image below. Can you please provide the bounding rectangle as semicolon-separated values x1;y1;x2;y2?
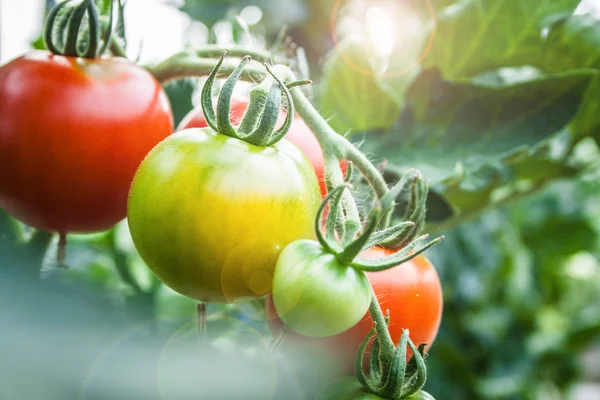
127;128;321;303
271;239;372;337
0;51;173;233
178;97;344;197
316;378;435;400
266;250;443;371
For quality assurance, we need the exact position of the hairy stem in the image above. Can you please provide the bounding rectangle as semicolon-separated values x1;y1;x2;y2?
145;51;267;84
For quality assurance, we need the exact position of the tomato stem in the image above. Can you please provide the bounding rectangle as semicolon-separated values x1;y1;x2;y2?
368;289;396;363
196;303;207;341
57;232;67;269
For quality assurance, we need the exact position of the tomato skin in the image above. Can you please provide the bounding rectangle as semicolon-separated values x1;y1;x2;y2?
178;98;343;197
127;128;321;303
271;239;372;337
266;250;443;371
0;51;173;233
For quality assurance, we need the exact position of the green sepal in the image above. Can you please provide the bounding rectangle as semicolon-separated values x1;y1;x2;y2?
369;335;382;382
379;169;415;215
200;51;226;133
379;329;410;398
363;221;415;250
81;0;100;58
237;84;270;136
43;0;70;54
336;206;381;265
399;339;428;398
315;185;348;254
264;64;296;146
98;0;115;56
352;236;444;272
244;78;282;146
383;174;430;249
326;184;346;243
354;324;379;393
64;0;93;57
217;56;251;138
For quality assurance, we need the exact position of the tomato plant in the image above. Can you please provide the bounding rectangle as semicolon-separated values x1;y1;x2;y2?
178;97;345;196
0;9;173;234
266;250;442;370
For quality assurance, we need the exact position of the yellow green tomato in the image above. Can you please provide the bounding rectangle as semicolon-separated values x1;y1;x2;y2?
127;128;320;302
271;239;372;337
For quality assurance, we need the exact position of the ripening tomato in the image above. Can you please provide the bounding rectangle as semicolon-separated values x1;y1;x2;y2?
266;249;443;371
127;128;321;303
0;51;173;233
178;98;344;196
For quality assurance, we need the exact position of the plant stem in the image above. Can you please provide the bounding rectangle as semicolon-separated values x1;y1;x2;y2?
145;51;267;84
192;45;286;64
369;287;395;362
25;229;54;275
110;36;128;58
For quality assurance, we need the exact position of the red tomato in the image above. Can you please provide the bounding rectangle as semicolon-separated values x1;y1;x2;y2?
0;51;173;233
266;249;443;373
178;97;344;196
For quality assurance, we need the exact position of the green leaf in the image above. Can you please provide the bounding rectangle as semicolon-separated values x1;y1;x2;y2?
533;14;600;141
365;68;595;181
423;0;581;79
359;68;596;226
319;36;403;135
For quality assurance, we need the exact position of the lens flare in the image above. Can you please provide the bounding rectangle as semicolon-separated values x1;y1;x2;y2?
330;0;437;78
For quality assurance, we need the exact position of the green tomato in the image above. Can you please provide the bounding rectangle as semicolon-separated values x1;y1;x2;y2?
271;239;372;337
316;378;435;400
127;128;321;302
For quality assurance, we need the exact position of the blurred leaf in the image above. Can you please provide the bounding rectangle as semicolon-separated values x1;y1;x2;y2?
164;79;196;127
423;0;581;79
535;14;600;142
358;68;595;225
366;68;594;181
319;37;402;134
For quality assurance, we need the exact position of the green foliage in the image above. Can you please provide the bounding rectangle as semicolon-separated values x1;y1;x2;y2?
320;37;403;134
319;0;600;231
423;0;582;79
425;178;600;399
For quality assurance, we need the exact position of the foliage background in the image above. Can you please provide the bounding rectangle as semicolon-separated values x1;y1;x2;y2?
2;0;600;399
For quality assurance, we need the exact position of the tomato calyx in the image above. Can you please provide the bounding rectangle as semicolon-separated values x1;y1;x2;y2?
201;52;310;147
316;181;442;273
44;0;123;59
355;327;430;399
379;170;430;250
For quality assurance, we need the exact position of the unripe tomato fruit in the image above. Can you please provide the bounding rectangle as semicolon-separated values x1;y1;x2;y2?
178;98;345;197
266;250;443;371
271;239;372;337
0;51;173;233
127;128;321;303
